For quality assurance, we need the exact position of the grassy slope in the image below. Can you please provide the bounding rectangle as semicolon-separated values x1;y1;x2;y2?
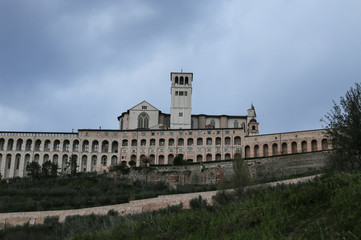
73;172;361;240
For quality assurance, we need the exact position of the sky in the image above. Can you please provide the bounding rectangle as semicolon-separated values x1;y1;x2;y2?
1;0;361;134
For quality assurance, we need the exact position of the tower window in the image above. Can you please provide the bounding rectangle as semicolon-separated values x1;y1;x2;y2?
184;91;187;96
180;76;184;85
179;91;184;96
142;106;147;110
175;76;178;84
185;77;189;85
175;91;178;96
179;112;183;117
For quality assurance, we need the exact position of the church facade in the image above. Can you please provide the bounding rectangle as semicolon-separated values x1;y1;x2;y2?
0;72;329;179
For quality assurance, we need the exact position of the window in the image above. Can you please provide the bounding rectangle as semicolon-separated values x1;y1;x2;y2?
234;120;239;128
151;131;155;136
123;132;128;137
216;130;220;134
160;131;164;136
179;131;184;135
141;131;146;136
175;91;178;96
142;106;147;110
225;130;230;134
179;91;184;96
179;112;183;117
132;132;137;136
105;132;109;136
184;91;187;96
138;112;150;129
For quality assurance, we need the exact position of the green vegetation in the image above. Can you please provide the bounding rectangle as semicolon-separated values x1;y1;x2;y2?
323;82;361;171
0;174;216;213
2;172;360;239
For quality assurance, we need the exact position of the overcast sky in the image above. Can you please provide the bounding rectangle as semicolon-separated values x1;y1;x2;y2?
1;0;361;134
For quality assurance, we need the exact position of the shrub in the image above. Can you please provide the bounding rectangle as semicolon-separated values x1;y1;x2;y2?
189;195;208;210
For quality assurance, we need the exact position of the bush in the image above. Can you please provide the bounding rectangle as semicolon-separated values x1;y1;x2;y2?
189;195;208;210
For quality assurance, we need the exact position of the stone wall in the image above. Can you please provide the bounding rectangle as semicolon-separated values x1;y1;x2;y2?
114;151;328;186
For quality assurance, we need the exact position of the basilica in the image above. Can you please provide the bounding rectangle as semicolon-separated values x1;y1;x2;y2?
0;72;328;179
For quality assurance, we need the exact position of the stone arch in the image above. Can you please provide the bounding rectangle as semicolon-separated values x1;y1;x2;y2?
62;154;68;173
53;154;59;165
216;153;221;161
43;154;49;163
16;139;23;151
196;155;203;162
225;153;231;160
73;140;80;152
5;154;12;178
291;142;297;154
185;76;189;85
25;139;32;151
168;154;174;165
282;142;288;154
35;139;41;151
111;155;117;166
131;139;137;146
180;76;184;85
138;112;150;129
131;154;136;162
149;154;155;165
311;140;318;151
81;155;87;172
150;139;156;146
7;139;14;151
14;153;21;177
168;138;174;146
0;138;5;150
158;155;165;165
122;139;128;146
245;145;250;158
34;154;40;163
206;153;212;161
178;138;184;146
91;155;97;172
301;141;307;153
53;140;60;152
24;154;30;177
159;138;165;146
206;137;212;145
234;136;241;145
82;140;89;152
101;155;107;166
197;137;203;145
112;141;118;153
141;139;146;146
254;145;259;157
225;137;231;145
322;139;328;150
44;139;51;151
101;140;109;153
272;143;278;156
63;140;70;152
187;138;194;146
263;144;269;157
92;140;99;152
216;137;221;145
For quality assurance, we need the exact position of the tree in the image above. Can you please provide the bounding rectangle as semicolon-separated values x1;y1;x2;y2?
231;151;251;195
41;160;58;178
67;154;79;176
26;161;41;181
129;160;136;167
322;82;361;171
173;155;186;166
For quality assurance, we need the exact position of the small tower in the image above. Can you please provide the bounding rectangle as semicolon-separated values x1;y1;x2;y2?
247;104;259;135
170;72;193;129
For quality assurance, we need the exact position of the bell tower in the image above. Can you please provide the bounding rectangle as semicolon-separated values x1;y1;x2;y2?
170;72;193;129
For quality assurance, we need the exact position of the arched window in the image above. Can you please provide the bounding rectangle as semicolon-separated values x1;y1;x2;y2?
138;112;150;129
185;77;189;85
263;144;269;157
234;120;239;128
245;146;250;158
301;141;307;153
291;142;297;154
254;145;259;157
311;140;317;151
180;76;184;85
175;76;178;84
282;142;288;154
272;143;278;155
252;125;256;131
322;139;328;150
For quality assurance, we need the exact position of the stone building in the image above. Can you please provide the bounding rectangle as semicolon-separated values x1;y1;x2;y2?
0;72;329;179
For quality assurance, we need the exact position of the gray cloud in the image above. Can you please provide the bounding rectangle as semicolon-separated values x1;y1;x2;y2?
1;0;361;134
